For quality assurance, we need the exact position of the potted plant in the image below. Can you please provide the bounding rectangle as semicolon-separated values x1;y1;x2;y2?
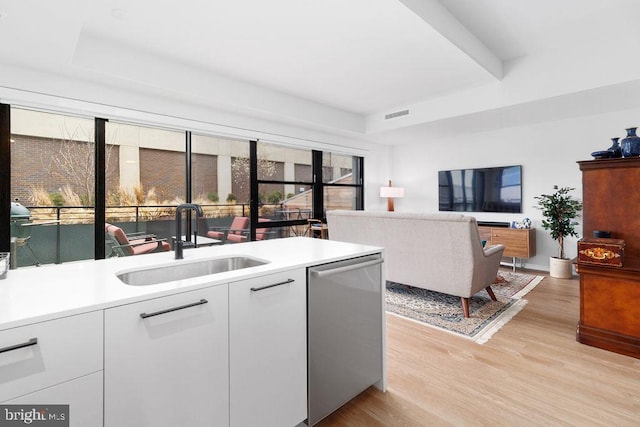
534;185;583;278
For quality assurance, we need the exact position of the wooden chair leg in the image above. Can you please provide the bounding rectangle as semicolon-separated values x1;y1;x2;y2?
485;286;497;301
461;297;470;318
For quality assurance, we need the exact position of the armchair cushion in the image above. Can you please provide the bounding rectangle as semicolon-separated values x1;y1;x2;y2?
207;216;249;240
106;224;170;256
223;218;273;243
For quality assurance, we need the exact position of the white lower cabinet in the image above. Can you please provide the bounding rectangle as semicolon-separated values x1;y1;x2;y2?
229;269;307;427
2;267;310;426
0;310;103;426
104;284;229;427
6;372;103;427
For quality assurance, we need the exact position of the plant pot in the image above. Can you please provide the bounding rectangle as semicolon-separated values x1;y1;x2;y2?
549;257;573;279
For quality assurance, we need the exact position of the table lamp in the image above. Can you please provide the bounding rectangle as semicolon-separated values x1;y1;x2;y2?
380;180;404;212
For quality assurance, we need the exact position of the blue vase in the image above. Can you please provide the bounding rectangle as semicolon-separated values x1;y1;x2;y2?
621;128;640;157
607;137;622;158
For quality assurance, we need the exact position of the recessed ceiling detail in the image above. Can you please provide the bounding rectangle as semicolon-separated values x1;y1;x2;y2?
0;0;640;145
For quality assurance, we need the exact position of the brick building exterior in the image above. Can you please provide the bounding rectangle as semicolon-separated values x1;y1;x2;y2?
138;148;186;202
11;135;119;205
11;135;225;207
192;152;218;201
11;134;349;209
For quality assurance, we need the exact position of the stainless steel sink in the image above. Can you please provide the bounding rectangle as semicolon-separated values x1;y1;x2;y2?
116;256;269;286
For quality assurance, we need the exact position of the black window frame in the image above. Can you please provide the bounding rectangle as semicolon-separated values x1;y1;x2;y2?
0;104;365;257
252;141;364;241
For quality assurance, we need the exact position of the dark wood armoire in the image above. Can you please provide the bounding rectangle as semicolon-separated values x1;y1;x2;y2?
576;157;640;358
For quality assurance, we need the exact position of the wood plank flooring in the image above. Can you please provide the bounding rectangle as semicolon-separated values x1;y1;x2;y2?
317;269;640;426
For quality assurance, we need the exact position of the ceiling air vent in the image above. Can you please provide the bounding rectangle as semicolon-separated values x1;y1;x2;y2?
384;109;409;120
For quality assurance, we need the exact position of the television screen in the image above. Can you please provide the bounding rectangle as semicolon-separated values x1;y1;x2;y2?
438;165;522;213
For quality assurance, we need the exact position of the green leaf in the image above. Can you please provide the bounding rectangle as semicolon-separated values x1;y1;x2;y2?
534;186;583;259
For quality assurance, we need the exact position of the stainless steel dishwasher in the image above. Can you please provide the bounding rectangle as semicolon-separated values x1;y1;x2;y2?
307;253;385;426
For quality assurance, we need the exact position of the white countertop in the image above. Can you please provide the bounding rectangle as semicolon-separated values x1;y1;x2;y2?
0;237;382;330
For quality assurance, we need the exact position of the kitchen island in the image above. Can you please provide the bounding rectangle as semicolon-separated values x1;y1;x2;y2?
0;237;385;427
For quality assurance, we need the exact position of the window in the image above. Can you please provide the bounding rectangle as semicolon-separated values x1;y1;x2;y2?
254;142;314;239
10;107;95;266
254;142;363;241
104;121;185;257
192;133;250;243
2;103;365;261
322;152;363;212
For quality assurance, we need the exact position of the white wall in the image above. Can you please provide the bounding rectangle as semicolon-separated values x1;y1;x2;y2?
389;107;640;271
363;144;393;211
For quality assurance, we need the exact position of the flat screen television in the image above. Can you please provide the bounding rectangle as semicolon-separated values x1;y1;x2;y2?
438;165;522;213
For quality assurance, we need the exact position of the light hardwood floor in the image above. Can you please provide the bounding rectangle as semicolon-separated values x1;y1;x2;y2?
317;269;640;426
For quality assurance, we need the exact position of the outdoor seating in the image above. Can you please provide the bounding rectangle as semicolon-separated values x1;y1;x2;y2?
225;218;274;243
306;219;329;239
105;223;170;257
207;216;250;242
255;218;274;241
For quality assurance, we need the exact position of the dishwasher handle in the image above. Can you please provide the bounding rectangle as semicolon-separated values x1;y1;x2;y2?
310;258;383;278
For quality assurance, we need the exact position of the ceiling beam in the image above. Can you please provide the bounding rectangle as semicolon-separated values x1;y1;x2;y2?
398;0;503;80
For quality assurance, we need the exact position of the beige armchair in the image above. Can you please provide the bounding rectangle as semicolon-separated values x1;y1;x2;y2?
326;210;505;317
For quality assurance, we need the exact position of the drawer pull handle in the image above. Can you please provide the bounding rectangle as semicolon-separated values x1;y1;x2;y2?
250;279;295;292
140;299;208;319
0;337;38;354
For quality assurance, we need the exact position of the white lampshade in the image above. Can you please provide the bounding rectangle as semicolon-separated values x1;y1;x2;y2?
380;186;405;198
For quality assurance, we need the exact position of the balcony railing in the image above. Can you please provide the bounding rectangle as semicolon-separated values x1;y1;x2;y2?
10;203;313;268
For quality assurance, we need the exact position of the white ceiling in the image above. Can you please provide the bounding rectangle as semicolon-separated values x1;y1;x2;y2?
81;0;497;114
1;0;640;144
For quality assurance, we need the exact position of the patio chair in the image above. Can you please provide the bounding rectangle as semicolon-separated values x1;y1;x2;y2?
105;223;170;257
226;218;274;243
207;216;249;242
306;219;329;239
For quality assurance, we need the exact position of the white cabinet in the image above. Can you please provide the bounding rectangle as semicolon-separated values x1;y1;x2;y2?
6;372;103;427
104;284;229;427
229;269;307;427
0;310;103;426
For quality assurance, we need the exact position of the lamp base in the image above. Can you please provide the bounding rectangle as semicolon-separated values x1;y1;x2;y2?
387;198;395;212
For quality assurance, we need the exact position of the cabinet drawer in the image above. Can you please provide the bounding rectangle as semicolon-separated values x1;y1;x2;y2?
0;311;103;402
492;234;527;250
491;229;533;258
477;227;492;243
5;371;103;427
104;285;229;427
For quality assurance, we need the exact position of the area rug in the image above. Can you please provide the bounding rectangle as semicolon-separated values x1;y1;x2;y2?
385;270;544;344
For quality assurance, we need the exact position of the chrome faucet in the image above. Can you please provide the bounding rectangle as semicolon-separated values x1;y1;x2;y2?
175;203;204;259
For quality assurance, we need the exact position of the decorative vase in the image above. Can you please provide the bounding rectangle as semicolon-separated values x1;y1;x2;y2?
549;257;573;279
620;127;640;157
607;137;622;158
